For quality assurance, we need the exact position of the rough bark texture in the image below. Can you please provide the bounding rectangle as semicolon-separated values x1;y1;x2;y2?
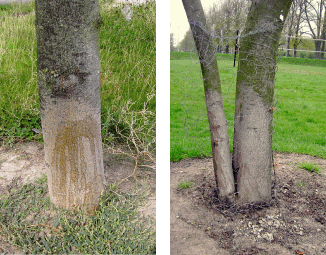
233;0;293;204
35;0;105;214
182;0;235;200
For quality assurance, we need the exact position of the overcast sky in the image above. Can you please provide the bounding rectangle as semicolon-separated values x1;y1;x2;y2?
170;0;222;45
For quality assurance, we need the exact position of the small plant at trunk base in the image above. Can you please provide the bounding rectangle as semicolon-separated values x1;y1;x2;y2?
0;176;155;254
177;180;194;190
298;161;320;173
297;181;305;187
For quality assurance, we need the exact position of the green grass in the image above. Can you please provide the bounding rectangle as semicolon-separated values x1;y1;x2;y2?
171;52;326;161
170;51;326;66
297;181;305;187
0;175;155;254
170;51;234;61
0;0;156;151
177;180;194;190
279;56;326;67
298;161;320;173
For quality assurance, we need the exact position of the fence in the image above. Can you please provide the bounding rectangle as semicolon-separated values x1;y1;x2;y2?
176;32;326;59
279;35;326;59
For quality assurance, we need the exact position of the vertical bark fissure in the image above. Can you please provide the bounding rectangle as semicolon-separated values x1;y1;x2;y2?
182;0;235;200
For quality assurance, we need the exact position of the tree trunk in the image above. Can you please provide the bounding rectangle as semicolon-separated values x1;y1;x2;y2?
293;36;301;59
233;0;293;204
182;0;235;201
286;24;290;57
35;0;106;215
315;40;322;59
226;44;229;54
321;11;326;59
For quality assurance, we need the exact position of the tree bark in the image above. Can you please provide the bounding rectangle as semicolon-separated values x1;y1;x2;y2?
233;0;293;204
315;40;322;59
182;0;235;201
321;10;326;59
35;0;105;214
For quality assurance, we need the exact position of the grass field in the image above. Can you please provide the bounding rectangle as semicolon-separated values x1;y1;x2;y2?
171;52;326;161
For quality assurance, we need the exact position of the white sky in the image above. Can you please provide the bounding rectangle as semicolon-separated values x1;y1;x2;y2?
170;0;222;46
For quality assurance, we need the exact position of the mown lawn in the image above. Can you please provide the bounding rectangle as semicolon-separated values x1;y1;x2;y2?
171;52;326;161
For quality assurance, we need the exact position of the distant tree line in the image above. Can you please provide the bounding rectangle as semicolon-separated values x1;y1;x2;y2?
172;0;326;59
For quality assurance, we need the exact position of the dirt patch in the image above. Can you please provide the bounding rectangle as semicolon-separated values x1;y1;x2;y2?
171;153;326;255
0;142;155;253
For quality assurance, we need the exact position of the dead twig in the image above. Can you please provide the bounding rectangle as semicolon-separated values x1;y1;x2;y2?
16;223;63;236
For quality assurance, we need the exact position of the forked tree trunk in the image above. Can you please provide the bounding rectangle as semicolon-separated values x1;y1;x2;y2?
182;0;235;201
35;0;106;214
233;0;293;204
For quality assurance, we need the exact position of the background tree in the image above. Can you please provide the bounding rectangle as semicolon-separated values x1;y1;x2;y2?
170;32;177;52
179;29;196;52
182;0;293;205
206;0;249;54
35;0;106;215
322;5;326;58
284;0;306;57
303;0;326;59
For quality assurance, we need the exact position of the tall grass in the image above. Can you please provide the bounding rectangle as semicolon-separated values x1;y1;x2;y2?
0;0;156;154
0;2;39;142
170;52;326;161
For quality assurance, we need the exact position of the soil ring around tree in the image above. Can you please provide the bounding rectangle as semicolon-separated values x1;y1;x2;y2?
0;141;155;253
171;153;326;255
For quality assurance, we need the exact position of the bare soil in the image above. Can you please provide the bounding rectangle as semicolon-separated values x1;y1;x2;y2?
171;153;326;255
0;141;155;254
